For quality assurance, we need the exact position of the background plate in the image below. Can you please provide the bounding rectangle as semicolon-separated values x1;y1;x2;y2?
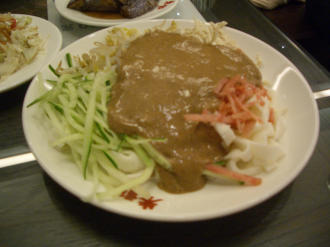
22;19;319;222
55;0;179;27
0;14;62;93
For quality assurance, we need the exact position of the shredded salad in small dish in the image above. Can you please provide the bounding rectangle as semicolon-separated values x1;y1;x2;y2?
0;13;44;82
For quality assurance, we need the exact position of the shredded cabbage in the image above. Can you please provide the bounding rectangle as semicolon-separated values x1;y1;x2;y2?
0;13;43;81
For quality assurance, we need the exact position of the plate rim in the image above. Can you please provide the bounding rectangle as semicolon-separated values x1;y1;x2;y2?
22;19;320;222
0;14;62;93
54;0;179;27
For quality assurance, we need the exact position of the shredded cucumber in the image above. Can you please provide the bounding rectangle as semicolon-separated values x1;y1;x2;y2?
97;165;154;200
28;56;172;200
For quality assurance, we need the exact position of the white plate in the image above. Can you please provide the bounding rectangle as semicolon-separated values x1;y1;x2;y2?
0;14;62;93
55;0;179;27
22;19;319;222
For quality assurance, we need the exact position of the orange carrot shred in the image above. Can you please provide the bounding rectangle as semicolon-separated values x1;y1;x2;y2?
205;164;262;186
184;75;271;136
269;107;275;124
214;78;228;95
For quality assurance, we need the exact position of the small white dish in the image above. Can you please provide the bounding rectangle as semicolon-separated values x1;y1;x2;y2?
0;14;62;93
55;0;179;27
22;19;319;222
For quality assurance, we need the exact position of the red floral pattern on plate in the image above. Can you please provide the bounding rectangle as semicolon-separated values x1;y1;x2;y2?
158;1;175;9
120;190;163;210
138;196;163;210
120;190;138;201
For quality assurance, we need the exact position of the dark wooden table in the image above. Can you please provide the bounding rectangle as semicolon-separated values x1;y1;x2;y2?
260;1;330;73
1;0;330;246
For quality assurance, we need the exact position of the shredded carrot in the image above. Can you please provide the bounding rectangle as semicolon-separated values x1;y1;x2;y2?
269;107;275;124
10;18;16;30
184;75;272;136
184;113;219;123
205;164;262;186
213;78;228;94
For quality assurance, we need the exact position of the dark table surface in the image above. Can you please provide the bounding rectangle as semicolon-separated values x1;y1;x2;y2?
1;0;330;246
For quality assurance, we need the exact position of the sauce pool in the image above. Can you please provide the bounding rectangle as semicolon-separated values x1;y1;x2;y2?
108;30;262;194
83;11;124;19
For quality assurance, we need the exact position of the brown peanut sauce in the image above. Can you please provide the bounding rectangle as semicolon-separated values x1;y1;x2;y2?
83;11;124;19
108;30;261;193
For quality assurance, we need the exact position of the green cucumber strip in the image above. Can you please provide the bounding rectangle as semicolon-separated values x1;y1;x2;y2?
215;160;226;166
48;101;64;114
43;103;63;134
96;150;129;182
95;122;110;143
67;83;78;108
125;137;155;168
203;170;244;186
27;90;50;107
96;167;121;186
66;53;73;67
83;139;92;179
48;64;59;77
77;98;87;111
82;72;111;179
73;75;83;80
103;151;118;169
140;141;172;171
46;79;57;85
82;100;97;178
125;136;171;170
52;133;82;147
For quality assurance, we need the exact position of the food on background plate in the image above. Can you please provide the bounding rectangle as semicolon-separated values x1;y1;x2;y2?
27;21;285;202
67;0;120;12
0;13;43;82
67;0;159;18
